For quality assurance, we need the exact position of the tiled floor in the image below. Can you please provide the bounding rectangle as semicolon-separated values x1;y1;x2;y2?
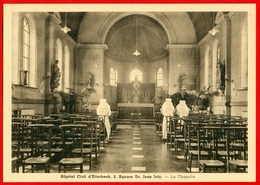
22;124;188;173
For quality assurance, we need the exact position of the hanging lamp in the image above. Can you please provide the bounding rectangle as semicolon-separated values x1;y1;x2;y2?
61;12;71;33
209;12;219;36
133;15;140;56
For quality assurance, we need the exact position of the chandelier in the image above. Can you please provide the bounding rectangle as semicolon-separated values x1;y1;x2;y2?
61;12;71;33
133;15;140;56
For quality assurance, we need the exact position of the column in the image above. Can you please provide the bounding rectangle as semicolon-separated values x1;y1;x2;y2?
222;13;232;115
44;13;55;113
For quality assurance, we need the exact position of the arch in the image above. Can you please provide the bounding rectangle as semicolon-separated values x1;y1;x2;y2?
215;12;225;25
130;69;142;83
64;45;70;91
24;13;37;87
54;12;61;23
98;12;176;44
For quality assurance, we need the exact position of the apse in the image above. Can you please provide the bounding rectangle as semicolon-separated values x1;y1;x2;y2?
104;14;169;62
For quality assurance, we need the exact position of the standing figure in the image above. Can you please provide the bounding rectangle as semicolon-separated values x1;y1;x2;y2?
161;98;175;140
181;73;187;88
216;61;224;85
87;71;93;87
96;99;112;141
51;60;61;92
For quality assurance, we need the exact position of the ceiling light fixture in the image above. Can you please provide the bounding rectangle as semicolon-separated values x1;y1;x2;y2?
133;15;140;56
209;12;219;36
61;12;71;33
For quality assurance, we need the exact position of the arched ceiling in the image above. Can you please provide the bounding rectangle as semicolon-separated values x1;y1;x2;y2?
60;12;220;44
60;12;223;60
104;14;169;61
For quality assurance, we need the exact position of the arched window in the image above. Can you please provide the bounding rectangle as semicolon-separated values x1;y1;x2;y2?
156;67;163;87
55;39;63;91
130;69;142;83
208;50;212;88
110;67;117;86
241;19;248;89
212;41;220;91
20;15;36;87
217;45;220;62
205;47;212;88
64;45;70;91
23;17;30;73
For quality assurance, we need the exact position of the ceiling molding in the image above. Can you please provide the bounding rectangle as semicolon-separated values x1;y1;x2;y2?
165;44;196;50
76;44;108;50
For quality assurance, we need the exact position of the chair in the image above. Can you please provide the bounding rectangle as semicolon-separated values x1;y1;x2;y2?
96;117;106;149
58;124;93;173
12;121;37;169
41;126;63;161
110;112;118;136
168;116;184;154
227;126;248;172
186;120;210;172
74;120;99;160
82;116;105;149
22;124;54;173
155;112;161;131
198;126;226;173
130;113;141;127
12;122;23;173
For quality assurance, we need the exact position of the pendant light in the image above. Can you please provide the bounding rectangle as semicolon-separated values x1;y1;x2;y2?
133;15;141;56
209;12;219;36
61;12;71;33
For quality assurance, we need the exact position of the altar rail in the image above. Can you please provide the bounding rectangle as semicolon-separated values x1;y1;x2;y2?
117;103;154;119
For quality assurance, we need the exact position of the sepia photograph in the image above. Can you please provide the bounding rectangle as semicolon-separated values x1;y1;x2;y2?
3;3;256;183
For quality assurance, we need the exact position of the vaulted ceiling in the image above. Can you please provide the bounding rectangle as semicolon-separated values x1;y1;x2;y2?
59;12;220;61
60;12;218;43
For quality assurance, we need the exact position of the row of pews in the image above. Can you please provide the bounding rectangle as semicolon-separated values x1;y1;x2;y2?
155;112;248;173
11;112;118;173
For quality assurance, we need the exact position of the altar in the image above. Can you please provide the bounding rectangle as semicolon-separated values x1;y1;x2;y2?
117;103;154;119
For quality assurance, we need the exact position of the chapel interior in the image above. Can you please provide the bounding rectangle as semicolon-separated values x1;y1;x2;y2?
10;10;249;174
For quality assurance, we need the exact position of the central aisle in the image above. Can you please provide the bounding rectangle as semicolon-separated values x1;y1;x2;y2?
91;125;187;173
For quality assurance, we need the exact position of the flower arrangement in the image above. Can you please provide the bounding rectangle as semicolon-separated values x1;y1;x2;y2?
170;86;224;112
82;103;92;111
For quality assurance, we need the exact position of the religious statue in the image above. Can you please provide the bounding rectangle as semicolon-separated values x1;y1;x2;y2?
216;61;224;84
180;73;187;88
86;71;94;89
51;60;61;92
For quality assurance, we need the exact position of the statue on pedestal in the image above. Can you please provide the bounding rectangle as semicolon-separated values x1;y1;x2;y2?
51;60;61;92
180;73;187;89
